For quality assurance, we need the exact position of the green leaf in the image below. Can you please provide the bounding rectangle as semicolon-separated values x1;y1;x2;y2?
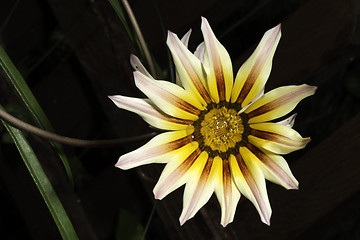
108;0;134;42
0;45;74;187
0;109;79;240
107;0;145;59
116;209;144;240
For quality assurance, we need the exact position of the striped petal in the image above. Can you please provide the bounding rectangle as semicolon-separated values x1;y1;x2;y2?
245;143;298;190
248;122;311;154
181;29;192;47
245;84;317;123
201;17;233;103
134;71;204;120
194;42;205;62
109;95;193;130
180;155;216;225
130;55;153;79
167;31;212;105
277;113;297;127
229;151;271;225
110;17;315;228
176;29;193;87
115;130;192;169
153;144;204;199
238;87;265;114
214;157;241;227
231;24;281;107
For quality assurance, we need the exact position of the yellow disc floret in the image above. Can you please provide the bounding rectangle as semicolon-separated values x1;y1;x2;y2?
200;107;243;152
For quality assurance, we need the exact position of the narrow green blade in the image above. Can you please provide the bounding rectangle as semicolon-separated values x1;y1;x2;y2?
108;0;134;42
107;0;145;59
1;111;79;240
0;45;74;186
116;209;144;240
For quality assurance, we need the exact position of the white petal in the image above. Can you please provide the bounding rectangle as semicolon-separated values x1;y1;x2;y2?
230;151;272;225
231;24;281;107
260;151;298;190
214;157;241;227
153;144;203;199
176;29;193;87
167;31;212;105
194;42;205;62
248;122;311;154
245;144;298;190
245;84;317;123
277;113;297;127
109;95;193;130
180;154;217;225
201;17;233;102
115;130;191;169
180;29;192;47
134;71;204;120
130;54;153;78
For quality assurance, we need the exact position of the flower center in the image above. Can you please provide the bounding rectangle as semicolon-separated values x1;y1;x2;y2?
200;107;243;152
193;102;249;157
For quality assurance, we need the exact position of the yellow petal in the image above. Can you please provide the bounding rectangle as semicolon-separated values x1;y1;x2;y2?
153;143;204;200
115;129;192;169
229;151;272;225
167;31;212;105
179;154;216;225
134;71;203;120
214;157;241;227
245;143;298;190
109;95;193;130
231;25;281;107
249;122;311;154
245;84;317;123
201;17;233;102
277;113;297;127
261;152;299;190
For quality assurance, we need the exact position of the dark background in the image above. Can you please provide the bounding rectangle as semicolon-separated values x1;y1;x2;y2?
0;0;360;239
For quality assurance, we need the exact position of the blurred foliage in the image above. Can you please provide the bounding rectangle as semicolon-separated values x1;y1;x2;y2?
116;209;144;240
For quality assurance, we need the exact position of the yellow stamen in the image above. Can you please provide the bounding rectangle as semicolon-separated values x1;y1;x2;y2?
200;107;243;152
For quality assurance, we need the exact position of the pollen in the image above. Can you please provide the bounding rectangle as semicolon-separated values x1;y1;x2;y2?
200;107;243;152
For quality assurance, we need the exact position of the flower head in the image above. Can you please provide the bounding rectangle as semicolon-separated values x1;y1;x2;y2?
109;17;316;227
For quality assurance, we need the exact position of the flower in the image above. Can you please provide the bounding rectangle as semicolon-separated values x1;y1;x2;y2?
109;17;316;227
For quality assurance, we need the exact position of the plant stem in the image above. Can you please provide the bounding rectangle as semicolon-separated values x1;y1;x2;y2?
0;108;156;147
121;0;157;77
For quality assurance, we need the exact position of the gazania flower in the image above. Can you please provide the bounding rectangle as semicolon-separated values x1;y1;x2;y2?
109;17;316;227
